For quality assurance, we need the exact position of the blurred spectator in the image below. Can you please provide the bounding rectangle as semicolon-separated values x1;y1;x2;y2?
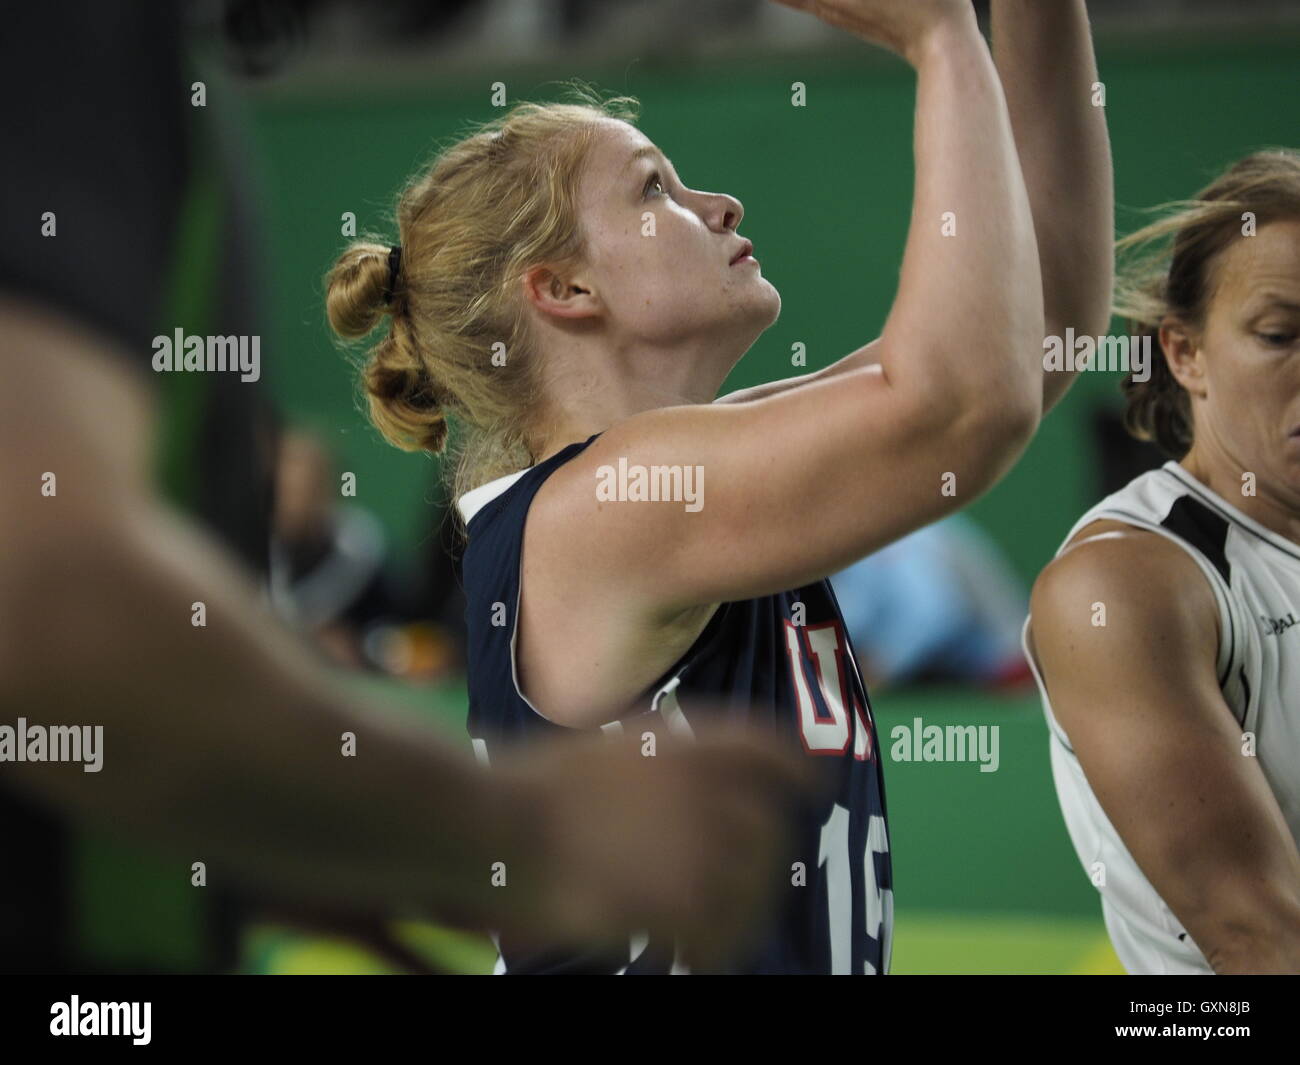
269;427;462;681
830;514;1032;692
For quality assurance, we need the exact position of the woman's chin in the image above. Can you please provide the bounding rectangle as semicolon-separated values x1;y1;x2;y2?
754;282;782;325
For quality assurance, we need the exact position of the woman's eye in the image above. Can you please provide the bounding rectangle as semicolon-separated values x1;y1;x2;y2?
643;172;665;198
1259;331;1297;347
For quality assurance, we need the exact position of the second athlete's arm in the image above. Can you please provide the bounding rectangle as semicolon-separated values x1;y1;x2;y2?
1029;528;1300;973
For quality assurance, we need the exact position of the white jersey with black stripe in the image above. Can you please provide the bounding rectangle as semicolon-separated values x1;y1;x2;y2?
1024;461;1300;974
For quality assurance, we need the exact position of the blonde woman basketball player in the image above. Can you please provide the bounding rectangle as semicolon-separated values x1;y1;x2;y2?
1027;150;1300;974
328;0;1112;973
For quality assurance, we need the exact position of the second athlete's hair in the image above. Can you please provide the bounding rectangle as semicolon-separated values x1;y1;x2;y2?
1115;148;1300;458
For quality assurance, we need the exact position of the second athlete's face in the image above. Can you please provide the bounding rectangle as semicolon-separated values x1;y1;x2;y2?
570;119;780;358
1192;219;1300;503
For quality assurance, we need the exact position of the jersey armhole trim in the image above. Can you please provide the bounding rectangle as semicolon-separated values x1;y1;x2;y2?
1021;613;1076;754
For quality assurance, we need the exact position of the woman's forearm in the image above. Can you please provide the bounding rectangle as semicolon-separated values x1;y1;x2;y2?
992;0;1115;413
880;12;1045;426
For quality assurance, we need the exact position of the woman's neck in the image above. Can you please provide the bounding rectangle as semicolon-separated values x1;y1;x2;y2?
1180;443;1300;546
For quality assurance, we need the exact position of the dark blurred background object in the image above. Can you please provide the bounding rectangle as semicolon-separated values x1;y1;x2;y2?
202;0;1300;81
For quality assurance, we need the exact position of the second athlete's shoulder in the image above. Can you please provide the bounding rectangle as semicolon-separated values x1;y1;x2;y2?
1029;518;1220;661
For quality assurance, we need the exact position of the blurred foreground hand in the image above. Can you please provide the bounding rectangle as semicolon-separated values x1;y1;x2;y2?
486;718;826;972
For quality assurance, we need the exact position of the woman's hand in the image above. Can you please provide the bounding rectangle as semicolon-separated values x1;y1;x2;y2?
769;0;975;64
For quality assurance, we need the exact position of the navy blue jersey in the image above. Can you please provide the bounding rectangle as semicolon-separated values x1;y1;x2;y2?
460;433;893;974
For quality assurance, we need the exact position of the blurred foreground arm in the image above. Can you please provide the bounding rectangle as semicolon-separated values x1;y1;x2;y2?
0;298;812;964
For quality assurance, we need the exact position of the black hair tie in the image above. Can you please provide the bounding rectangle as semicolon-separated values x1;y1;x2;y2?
383;244;403;305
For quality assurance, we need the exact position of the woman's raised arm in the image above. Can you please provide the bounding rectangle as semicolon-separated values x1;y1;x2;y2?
541;0;1045;614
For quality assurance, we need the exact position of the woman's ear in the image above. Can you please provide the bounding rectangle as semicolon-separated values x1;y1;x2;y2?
1158;315;1207;399
521;263;599;321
